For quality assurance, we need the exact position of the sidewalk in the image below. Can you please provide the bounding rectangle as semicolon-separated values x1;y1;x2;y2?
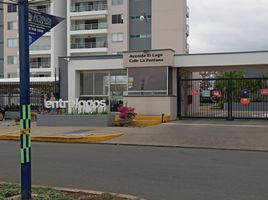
0;120;126;143
1;119;268;151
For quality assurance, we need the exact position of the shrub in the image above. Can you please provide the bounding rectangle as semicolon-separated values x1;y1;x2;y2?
117;105;136;126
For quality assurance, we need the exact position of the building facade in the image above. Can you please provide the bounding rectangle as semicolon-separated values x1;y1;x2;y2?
3;0;188;78
3;0;67;78
66;0;189;56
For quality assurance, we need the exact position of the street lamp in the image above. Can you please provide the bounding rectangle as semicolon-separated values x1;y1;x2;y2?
140;13;149;51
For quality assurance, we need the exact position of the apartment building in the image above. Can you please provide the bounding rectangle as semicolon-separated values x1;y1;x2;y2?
3;0;189;78
3;0;66;78
66;0;189;56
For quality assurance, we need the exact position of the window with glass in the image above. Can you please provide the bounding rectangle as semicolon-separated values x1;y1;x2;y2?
7;21;17;30
7;4;17;12
128;67;172;96
7;38;17;48
80;70;127;111
112;0;123;5
112;14;123;24
7;56;17;64
112;33;123;42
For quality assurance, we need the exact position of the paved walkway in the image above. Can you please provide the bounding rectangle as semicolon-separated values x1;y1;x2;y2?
0;119;268;151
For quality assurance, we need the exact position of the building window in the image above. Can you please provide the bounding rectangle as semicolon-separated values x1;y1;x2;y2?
112;0;123;5
7;21;17;30
7;56;17;64
7;38;17;48
130;34;151;39
112;33;123;42
7;73;17;78
7;4;17;13
112;14;123;24
128;67;169;95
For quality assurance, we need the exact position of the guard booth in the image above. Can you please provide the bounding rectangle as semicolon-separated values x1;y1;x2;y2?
176;51;268;120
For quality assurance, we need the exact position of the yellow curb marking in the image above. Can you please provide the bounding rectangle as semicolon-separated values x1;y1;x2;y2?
0;133;123;143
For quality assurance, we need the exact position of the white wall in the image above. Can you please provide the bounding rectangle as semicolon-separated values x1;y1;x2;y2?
123;96;177;120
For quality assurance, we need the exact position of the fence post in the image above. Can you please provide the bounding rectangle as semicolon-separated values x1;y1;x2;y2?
177;69;182;119
227;77;234;121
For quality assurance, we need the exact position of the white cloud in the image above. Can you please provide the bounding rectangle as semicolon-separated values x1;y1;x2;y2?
188;0;268;53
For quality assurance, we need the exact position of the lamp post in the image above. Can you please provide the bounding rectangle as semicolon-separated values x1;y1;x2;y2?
18;0;32;199
140;13;148;51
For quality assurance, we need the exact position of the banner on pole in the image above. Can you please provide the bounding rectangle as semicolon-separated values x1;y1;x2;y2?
28;9;64;45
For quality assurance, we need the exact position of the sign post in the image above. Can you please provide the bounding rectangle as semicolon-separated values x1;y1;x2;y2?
18;0;31;199
18;1;64;199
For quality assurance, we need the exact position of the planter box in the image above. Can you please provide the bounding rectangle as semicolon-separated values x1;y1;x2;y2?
37;114;115;127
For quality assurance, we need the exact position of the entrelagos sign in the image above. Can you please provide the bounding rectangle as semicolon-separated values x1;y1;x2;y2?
45;99;107;113
28;9;64;45
123;49;175;67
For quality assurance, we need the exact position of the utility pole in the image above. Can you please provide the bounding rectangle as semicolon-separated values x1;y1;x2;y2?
18;0;32;199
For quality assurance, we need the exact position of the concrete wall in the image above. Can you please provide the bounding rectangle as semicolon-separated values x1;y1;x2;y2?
152;0;187;53
51;0;67;77
107;0;129;53
123;96;177;120
175;51;268;71
4;4;18;78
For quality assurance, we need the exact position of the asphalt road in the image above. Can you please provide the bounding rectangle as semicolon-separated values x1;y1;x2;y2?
1;142;268;200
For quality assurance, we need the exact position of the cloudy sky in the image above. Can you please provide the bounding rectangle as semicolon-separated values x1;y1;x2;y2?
188;0;268;53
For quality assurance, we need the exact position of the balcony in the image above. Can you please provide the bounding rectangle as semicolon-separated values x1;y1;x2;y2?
71;3;107;12
71;22;107;31
30;61;50;69
71;41;107;49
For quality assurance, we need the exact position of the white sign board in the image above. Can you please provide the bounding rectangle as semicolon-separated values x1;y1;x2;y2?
45;98;107;113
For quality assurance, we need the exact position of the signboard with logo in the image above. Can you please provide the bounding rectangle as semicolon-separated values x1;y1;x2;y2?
192;89;199;96
201;90;211;97
240;88;250;98
45;99;107;113
28;9;64;45
211;89;222;103
240;98;251;105
123;49;175;68
261;89;268;96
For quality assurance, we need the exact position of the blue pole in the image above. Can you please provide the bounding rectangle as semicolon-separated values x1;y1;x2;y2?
18;0;32;199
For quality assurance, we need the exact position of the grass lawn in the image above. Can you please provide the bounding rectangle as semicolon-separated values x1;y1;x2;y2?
0;184;140;200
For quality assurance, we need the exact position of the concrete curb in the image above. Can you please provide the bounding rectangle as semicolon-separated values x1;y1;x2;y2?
0;133;124;143
0;182;145;200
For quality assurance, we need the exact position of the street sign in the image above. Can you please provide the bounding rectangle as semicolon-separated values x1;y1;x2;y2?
28;9;64;45
240;98;251;105
261;89;268;96
240;88;250;98
191;89;199;96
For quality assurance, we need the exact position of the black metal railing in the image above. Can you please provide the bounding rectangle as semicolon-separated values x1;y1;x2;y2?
178;77;268;120
0;81;59;111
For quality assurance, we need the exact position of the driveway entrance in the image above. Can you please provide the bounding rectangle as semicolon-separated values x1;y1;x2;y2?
178;77;268;120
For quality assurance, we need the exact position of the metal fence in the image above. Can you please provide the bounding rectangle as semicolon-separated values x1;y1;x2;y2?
179;77;268;120
0;81;59;111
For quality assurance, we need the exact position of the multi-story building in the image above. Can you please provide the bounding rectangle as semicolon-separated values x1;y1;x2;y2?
66;0;189;56
3;0;66;78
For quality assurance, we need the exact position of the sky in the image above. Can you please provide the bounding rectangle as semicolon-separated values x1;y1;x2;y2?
188;0;268;53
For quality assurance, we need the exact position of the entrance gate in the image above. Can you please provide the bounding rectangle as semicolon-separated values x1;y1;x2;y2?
178;77;268;120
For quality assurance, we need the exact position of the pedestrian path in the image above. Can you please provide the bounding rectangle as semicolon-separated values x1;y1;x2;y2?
0;121;125;143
